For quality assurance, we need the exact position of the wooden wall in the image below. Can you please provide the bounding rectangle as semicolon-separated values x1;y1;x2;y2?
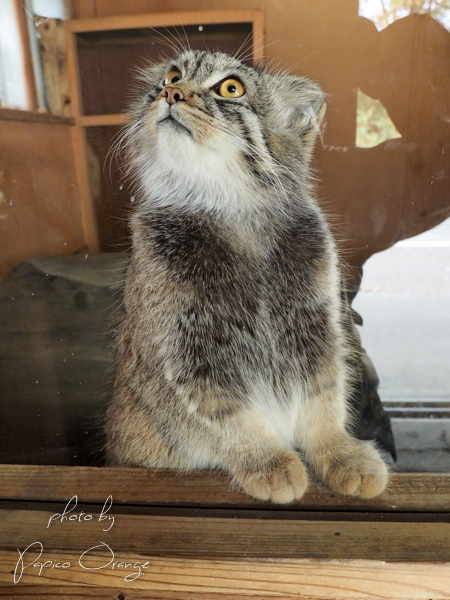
68;0;450;286
1;1;446;282
0;112;85;278
2;1;448;280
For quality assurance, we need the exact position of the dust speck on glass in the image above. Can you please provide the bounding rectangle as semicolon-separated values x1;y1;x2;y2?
0;0;448;489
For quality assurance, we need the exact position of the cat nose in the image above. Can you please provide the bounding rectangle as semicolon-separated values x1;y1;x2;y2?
162;86;184;104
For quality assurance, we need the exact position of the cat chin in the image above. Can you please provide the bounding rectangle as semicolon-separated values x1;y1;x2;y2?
157;115;192;137
153;132;245;184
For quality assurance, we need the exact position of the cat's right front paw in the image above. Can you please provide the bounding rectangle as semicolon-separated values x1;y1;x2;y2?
233;451;308;504
320;442;389;499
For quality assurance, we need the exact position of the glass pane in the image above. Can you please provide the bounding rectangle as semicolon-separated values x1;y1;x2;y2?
0;0;28;109
353;217;450;471
0;2;448;497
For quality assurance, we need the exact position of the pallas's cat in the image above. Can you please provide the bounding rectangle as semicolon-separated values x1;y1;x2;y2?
106;50;388;503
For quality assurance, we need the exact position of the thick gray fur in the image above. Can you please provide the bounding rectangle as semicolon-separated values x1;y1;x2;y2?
107;50;388;503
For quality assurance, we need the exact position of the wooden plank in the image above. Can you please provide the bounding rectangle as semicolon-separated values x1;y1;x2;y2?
252;10;265;64
0;466;448;511
0;108;73;125
39;19;71;117
71;0;97;20
1;554;450;599
79;114;130;127
69;124;101;252
65;24;100;252
0;508;449;561
65;10;263;33
0;119;85;278
82;0;264;19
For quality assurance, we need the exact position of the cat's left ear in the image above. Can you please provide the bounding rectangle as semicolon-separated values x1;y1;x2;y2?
272;75;326;159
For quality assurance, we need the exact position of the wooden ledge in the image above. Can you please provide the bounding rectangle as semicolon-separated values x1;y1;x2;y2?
65;10;263;33
1;555;450;598
0;465;448;511
0;108;74;125
78;113;130;127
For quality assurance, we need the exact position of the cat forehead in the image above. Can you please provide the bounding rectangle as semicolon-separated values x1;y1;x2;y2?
169;50;255;83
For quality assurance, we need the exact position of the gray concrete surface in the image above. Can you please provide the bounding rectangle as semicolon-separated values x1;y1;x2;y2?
353;218;450;401
353;218;450;471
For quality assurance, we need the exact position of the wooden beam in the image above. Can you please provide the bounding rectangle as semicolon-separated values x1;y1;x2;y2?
64;20;100;252
0;108;73;125
1;554;450;598
39;19;71;117
65;10;263;33
69;0;97;20
252;9;265;64
79;113;130;127
0;466;449;512
0;507;449;561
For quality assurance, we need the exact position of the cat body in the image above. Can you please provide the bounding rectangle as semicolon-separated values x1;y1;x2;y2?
107;50;388;503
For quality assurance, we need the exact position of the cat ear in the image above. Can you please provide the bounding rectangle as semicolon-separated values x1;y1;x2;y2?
286;97;326;133
272;76;326;160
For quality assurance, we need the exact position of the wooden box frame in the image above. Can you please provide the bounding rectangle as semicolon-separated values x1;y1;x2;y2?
1;466;450;598
64;10;265;253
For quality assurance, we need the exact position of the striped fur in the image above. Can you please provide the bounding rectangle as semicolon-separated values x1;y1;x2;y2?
107;51;388;503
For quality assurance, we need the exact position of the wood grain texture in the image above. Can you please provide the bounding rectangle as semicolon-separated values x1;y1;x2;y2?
66;10;264;33
0;466;448;511
39;19;71;117
252;10;265;64
70;0;263;19
1;552;450;598
65;23;100;252
67;1;450;282
0;109;73;125
0;120;85;278
1;507;449;561
70;0;97;20
80;114;130;127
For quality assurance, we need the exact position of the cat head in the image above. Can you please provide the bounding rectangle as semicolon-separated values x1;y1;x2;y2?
127;50;326;215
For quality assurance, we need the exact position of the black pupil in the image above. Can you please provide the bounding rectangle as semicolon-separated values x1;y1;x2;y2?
172;76;180;83
227;84;237;94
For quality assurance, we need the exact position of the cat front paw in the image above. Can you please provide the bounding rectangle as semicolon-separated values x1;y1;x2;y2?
321;442;388;499
233;451;308;504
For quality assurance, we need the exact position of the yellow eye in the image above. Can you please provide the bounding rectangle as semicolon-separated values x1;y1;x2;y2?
164;70;182;85
218;79;245;98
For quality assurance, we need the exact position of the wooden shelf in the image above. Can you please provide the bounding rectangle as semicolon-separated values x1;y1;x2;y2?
64;10;264;252
0;465;449;512
0;108;74;125
78;113;130;126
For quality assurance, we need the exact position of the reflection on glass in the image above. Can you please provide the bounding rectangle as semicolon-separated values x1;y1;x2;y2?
0;2;449;486
359;0;450;31
354;217;450;471
0;0;28;109
356;89;402;147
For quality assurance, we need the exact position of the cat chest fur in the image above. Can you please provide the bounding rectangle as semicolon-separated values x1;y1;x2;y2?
135;208;338;405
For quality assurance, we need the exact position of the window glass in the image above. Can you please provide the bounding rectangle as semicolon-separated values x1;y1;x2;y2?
0;2;448;489
359;0;450;31
0;0;28;109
